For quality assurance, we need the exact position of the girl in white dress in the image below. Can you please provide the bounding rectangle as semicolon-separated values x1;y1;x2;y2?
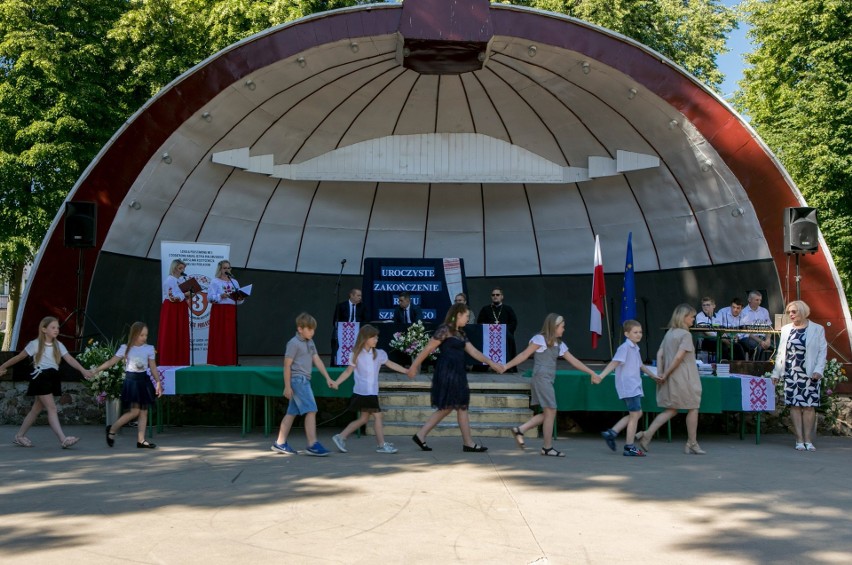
95;322;163;448
0;316;93;448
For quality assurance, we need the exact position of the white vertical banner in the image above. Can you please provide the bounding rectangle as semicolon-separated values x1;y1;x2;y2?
443;258;464;303
161;242;230;364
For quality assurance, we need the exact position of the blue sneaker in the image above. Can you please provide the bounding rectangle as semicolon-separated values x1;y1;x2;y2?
601;429;617;451
271;441;297;455
305;442;330;457
623;444;646;457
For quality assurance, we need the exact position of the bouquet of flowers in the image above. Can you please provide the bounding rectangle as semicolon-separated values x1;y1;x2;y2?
389;320;437;361
77;339;125;404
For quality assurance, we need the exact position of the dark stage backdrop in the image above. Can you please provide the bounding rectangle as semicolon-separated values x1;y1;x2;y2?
84;252;782;362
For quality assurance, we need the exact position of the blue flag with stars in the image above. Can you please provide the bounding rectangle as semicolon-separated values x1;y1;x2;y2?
620;232;637;324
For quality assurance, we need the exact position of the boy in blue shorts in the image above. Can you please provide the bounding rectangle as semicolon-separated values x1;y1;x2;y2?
593;320;655;456
272;313;336;456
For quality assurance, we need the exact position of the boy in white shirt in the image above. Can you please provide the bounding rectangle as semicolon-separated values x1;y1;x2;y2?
593;320;656;456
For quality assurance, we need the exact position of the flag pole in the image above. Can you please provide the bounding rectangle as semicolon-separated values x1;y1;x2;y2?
603;290;614;358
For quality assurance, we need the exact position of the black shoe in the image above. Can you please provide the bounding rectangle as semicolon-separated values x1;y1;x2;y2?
105;425;115;447
412;434;432;451
137;441;157;449
462;443;488;452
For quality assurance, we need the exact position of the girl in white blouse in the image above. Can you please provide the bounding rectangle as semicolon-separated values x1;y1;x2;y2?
0;316;93;448
95;322;163;448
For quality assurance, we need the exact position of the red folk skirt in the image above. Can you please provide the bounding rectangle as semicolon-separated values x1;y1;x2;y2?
207;303;237;365
157;299;190;366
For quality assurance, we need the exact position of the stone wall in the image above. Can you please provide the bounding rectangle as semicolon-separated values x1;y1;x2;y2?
1;381;105;425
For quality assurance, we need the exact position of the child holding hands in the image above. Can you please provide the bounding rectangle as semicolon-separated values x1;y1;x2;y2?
271;313;335;456
330;325;407;454
593;320;655;456
503;313;597;456
0;316;93;448
96;322;163;449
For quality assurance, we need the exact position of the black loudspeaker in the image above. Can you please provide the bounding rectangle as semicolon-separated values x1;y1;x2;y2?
783;207;818;254
64;201;97;248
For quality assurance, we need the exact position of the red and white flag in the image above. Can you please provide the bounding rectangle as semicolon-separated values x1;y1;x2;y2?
590;235;605;348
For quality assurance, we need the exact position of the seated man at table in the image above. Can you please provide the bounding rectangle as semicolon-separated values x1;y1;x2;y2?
694;296;720;361
392;292;422;325
716;297;746;360
739;290;774;361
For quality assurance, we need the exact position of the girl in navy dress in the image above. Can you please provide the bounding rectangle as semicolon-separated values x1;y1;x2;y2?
0;316;92;448
95;322;163;448
407;304;503;452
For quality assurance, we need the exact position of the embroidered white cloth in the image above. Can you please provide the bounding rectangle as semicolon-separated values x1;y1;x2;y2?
483;324;507;364
732;374;775;412
157;366;187;395
335;322;360;366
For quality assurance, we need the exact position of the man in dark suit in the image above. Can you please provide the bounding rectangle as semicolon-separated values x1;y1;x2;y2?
331;288;364;365
392;292;422;325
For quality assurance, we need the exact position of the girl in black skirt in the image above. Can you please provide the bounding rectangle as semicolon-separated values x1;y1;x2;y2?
94;322;163;448
329;325;408;454
0;316;93;448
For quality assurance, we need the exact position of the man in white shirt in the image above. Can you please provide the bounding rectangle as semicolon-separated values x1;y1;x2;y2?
716;297;746;360
739;290;774;360
694;296;720;360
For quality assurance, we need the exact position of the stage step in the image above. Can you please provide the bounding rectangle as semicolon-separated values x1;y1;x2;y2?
366;384;538;438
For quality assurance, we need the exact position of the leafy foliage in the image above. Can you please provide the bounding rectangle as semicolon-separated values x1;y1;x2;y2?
736;0;852;297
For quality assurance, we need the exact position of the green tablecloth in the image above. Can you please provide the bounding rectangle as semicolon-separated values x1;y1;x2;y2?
173;366;353;398
551;371;746;414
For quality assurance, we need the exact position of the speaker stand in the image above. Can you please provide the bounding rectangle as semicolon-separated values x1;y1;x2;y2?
59;248;107;350
794;253;801;301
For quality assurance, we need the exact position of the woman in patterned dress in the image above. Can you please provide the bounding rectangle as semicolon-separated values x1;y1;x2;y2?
771;300;827;451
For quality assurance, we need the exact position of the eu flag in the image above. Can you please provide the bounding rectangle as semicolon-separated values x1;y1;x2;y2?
620;232;637;324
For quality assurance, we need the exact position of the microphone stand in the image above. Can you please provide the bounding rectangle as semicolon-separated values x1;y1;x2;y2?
334;259;346;304
227;273;241;366
187;285;195;366
332;259;346;366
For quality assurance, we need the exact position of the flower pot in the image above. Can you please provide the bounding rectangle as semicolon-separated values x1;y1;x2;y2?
105;398;123;426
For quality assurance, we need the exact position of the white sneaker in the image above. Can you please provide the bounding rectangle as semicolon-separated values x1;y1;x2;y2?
332;434;347;453
376;442;398;454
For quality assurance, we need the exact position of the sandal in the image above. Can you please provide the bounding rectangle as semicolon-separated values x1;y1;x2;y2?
462;443;488;452
13;436;33;447
61;437;79;449
794;442;805;451
541;447;565;457
106;425;116;447
511;427;526;449
804;442;816;452
411;434;432;451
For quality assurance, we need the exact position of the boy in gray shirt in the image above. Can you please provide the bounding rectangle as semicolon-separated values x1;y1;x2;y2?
271;313;335;456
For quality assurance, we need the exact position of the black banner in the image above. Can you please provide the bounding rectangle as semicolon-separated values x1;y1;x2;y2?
363;258;467;324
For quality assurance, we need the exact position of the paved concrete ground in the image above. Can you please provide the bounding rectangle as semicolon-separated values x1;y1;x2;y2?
1;425;850;564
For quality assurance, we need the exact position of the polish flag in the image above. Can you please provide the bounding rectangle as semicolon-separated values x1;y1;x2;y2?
590;235;605;348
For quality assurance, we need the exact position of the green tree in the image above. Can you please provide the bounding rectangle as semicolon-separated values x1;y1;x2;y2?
736;0;852;297
0;0;131;349
505;0;737;90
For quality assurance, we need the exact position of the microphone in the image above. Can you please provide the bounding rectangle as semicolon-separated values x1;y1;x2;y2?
225;271;232;279
341;259;347;266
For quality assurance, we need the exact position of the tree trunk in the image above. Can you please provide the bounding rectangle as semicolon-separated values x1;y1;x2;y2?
2;262;25;351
